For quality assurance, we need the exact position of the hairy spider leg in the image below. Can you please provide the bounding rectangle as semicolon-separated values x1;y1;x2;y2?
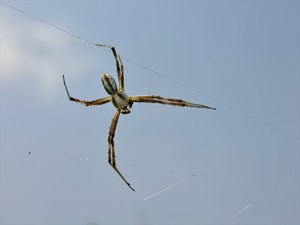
95;44;125;91
108;110;135;191
62;75;111;106
128;95;216;110
63;75;134;191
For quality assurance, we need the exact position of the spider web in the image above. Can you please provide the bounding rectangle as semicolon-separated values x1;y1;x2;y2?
2;3;299;224
0;0;298;142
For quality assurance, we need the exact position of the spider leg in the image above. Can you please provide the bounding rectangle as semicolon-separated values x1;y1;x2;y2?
128;95;216;110
108;110;135;191
62;75;111;106
95;44;125;91
118;54;124;84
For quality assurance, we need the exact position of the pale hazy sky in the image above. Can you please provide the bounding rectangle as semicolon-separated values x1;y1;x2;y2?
1;1;299;225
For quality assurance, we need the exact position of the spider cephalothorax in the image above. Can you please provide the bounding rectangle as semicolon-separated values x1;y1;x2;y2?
63;44;216;191
102;73;132;114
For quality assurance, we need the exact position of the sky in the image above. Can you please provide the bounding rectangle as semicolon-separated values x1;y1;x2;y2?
0;1;299;225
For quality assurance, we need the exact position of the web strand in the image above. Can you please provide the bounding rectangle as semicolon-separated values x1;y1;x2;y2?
1;0;299;141
143;175;196;201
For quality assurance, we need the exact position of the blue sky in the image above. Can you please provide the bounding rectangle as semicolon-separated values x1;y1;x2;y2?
1;1;299;225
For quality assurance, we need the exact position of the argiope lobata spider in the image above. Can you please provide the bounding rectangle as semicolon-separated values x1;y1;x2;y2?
62;44;216;191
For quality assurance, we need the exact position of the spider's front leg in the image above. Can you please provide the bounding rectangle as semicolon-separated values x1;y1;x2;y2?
108;110;135;191
62;75;111;106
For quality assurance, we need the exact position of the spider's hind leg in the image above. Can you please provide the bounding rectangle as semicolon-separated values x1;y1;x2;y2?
95;44;125;91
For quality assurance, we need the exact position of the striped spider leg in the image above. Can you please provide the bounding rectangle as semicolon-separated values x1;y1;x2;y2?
128;95;216;110
108;110;135;191
95;44;124;91
63;44;215;192
63;75;135;191
62;75;111;106
63;44;135;191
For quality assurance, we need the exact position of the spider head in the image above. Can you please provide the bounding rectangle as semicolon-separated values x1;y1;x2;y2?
121;101;133;114
101;73;118;95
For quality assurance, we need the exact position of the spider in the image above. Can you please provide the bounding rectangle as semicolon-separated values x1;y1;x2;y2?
62;44;216;191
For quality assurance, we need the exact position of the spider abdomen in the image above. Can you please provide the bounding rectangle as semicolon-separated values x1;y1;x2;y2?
101;73;118;95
